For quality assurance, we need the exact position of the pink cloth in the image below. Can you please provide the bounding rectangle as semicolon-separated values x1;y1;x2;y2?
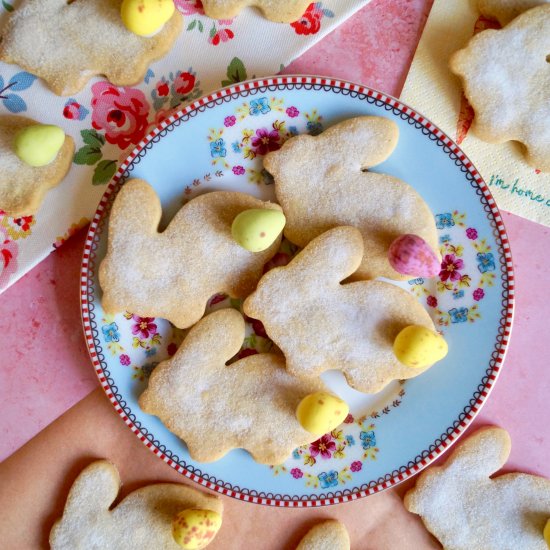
1;0;549;487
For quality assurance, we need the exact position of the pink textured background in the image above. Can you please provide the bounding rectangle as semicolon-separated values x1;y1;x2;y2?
1;0;549;491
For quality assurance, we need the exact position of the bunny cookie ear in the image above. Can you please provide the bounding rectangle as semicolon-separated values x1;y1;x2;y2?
107;179;163;239
176;308;245;365
50;461;120;546
264;116;398;181
289;226;365;284
445;426;512;478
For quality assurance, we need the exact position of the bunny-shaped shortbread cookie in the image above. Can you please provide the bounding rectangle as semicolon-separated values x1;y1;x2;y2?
243;226;437;394
139;308;324;464
264;116;440;281
405;427;550;550
99;179;283;329
0;0;182;96
50;460;223;550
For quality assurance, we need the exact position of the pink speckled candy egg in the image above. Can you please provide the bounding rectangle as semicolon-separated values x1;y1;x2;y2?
388;234;440;278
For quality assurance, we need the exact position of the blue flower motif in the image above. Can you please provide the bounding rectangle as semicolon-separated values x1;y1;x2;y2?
231;140;241;153
345;435;355;447
439;234;451;244
452;289;464;300
477;252;495;273
449;307;468;323
318;470;339;489
288;125;298;136
210;138;226;158
102;322;120;343
307;120;323;136
145;347;157;358
249;97;270;116
292;449;301;460
435;213;455;229
0;72;36;113
408;277;425;286
360;430;376;449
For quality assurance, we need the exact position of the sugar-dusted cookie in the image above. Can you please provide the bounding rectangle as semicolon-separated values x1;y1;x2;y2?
404;427;550;550
99;179;283;329
263;116;440;281
450;5;550;171
0;116;74;217
0;0;182;96
243;227;439;394
50;460;223;550
139;308;324;464
201;0;311;22
296;520;350;550
479;0;549;24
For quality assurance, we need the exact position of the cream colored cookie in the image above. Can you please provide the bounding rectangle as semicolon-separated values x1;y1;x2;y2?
139;308;325;464
0;116;74;217
243;227;438;394
479;0;549;24
99;179;282;329
50;460;223;550
296;520;350;550
0;0;182;96
404;427;550;550
202;0;310;22
450;5;550;171
264;116;439;281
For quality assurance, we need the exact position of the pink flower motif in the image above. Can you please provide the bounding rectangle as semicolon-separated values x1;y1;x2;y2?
232;165;245;175
427;295;438;308
0;227;18;288
466;227;478;240
156;81;169;97
174;0;204;15
473;288;485;301
291;468;303;479
251;127;281;156
309;434;336;459
286;106;299;118
174;71;195;95
209;293;228;306
91;82;150;149
63;101;81;120
263;252;291;274
439;254;464;282
350;461;362;472
209;28;235;46
343;413;354;424
119;354;131;366
291;3;323;35
167;343;178;356
224;115;236;127
131;316;158;339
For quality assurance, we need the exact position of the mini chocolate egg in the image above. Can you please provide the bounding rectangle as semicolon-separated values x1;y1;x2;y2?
388;234;440;278
121;0;175;37
13;124;65;167
231;209;286;252
393;325;448;369
172;508;222;550
296;392;349;436
544;519;550;549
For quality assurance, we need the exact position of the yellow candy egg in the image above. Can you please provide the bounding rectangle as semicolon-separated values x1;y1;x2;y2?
172;509;222;550
296;392;349;436
544;518;550;549
231;209;286;252
393;325;448;369
121;0;175;37
13;124;65;167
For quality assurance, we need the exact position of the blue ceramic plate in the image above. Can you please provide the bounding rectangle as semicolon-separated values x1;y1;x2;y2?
81;76;514;507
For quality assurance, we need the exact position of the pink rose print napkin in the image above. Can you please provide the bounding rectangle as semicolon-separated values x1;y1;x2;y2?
0;0;369;292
